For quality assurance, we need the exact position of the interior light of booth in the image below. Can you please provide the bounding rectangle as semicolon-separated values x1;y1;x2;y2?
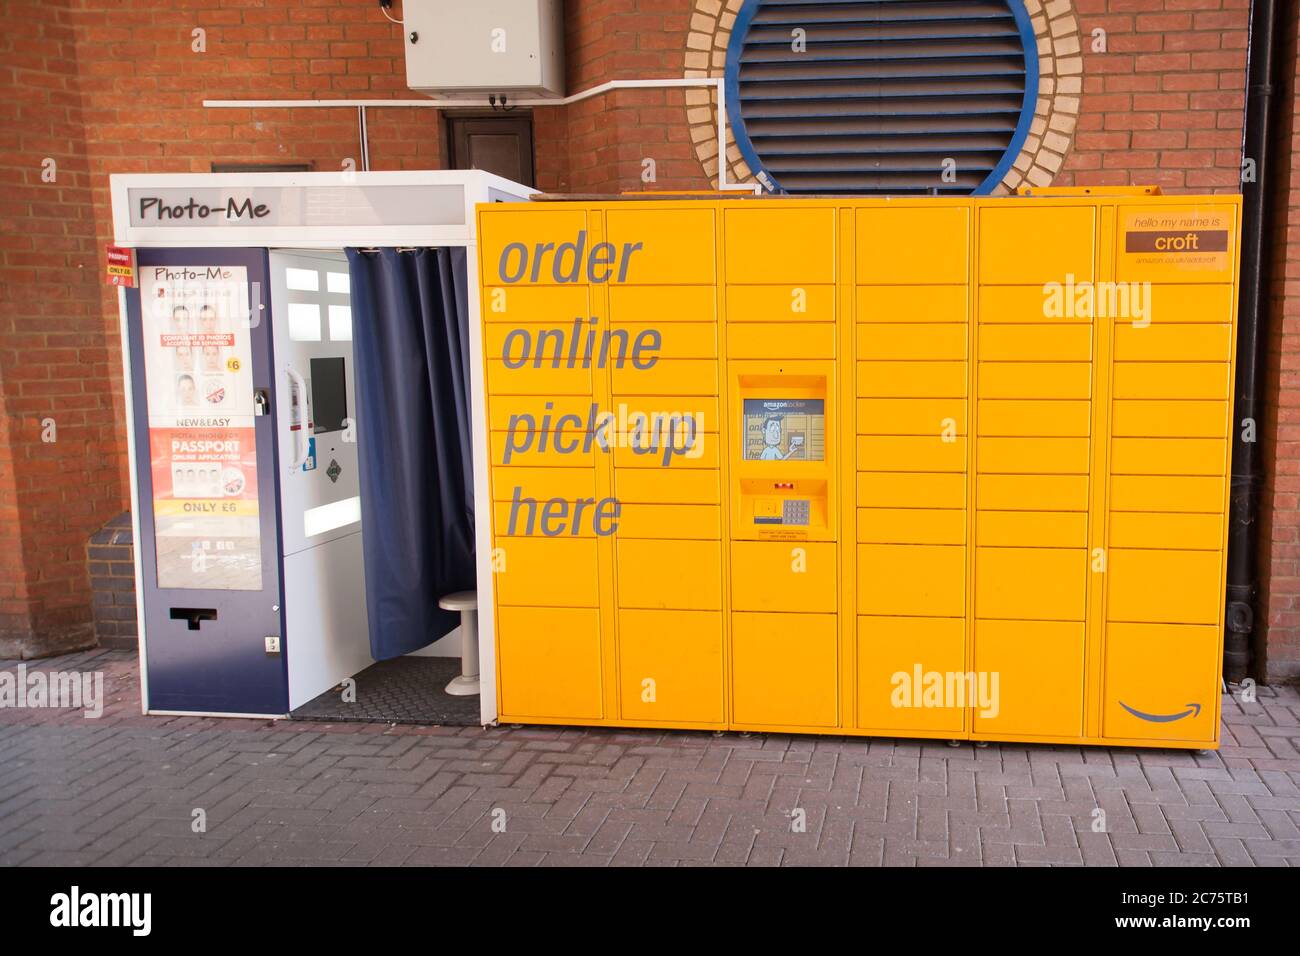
327;272;350;295
328;305;353;341
288;302;322;341
285;267;320;292
304;495;361;538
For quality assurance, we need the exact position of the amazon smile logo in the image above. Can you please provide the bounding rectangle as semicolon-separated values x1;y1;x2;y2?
1119;701;1202;723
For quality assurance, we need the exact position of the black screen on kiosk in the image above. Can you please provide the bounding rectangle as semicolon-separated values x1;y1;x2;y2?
310;356;348;434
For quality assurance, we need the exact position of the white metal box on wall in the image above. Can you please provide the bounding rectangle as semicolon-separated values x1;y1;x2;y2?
403;0;565;99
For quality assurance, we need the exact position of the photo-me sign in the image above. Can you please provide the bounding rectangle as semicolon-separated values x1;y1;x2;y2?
128;184;466;228
109;172;512;249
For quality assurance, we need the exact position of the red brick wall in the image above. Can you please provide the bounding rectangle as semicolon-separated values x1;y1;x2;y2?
534;0;707;193
1063;0;1248;193
1256;1;1300;685
0;0;112;657
86;511;138;649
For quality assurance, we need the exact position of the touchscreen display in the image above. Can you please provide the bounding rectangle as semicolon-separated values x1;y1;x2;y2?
310;356;348;434
742;398;825;462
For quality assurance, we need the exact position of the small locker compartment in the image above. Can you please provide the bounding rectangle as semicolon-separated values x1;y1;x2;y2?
978;205;1096;284
615;539;723;612
723;207;836;284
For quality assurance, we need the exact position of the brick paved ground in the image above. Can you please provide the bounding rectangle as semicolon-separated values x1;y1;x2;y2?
0;649;1298;866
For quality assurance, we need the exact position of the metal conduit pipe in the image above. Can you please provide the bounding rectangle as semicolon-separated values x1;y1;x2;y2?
204;79;764;194
1225;0;1285;683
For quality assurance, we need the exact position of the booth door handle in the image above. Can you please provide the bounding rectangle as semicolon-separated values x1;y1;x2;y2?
253;388;270;416
285;366;309;470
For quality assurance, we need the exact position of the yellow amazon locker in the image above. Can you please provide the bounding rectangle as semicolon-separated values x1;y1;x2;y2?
476;189;1240;749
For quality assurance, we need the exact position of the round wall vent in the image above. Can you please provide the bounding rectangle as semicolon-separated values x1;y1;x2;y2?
725;0;1040;195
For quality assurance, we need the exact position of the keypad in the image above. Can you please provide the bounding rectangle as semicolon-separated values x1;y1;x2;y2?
782;499;810;526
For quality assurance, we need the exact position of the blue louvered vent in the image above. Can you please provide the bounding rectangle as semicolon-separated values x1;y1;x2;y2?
727;0;1037;195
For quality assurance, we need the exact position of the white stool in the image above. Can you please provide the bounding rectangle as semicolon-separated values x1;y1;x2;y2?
440;590;480;696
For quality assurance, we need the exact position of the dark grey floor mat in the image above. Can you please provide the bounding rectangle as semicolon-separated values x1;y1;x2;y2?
289;656;481;726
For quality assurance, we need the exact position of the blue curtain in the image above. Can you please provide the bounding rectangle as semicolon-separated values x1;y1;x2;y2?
346;247;475;659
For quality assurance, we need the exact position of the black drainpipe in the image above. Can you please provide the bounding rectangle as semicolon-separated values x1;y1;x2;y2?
1225;0;1284;683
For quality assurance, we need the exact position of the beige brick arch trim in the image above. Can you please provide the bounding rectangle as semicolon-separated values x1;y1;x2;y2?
683;0;1083;194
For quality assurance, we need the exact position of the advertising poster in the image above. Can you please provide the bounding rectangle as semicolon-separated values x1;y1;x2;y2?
140;264;261;590
1118;205;1235;282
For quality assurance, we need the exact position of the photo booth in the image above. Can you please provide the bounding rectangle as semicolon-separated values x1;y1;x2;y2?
111;170;532;723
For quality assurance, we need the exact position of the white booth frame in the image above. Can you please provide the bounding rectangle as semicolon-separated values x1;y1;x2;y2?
110;169;535;725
